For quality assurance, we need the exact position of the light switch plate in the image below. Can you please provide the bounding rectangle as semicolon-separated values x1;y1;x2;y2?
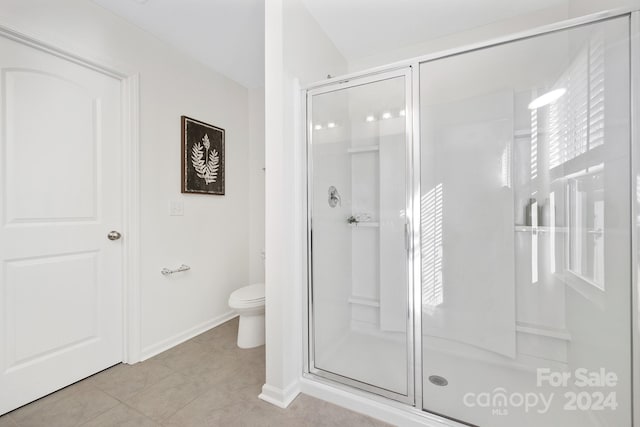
169;201;184;216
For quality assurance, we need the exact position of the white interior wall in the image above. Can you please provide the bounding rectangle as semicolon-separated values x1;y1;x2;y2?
347;5;570;73
347;0;640;74
263;0;347;407
0;0;252;358
568;0;640;16
309;90;353;358
562;17;634;425
310;133;353;364
249;88;266;285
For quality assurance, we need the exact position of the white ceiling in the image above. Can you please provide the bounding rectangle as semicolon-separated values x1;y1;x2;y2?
91;0;265;89
301;0;568;61
91;0;569;89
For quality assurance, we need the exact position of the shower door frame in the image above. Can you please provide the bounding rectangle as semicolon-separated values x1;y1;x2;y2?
302;7;640;425
630;9;640;427
304;67;417;405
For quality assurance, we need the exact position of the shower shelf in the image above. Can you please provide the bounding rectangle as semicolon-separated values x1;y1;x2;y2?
514;226;568;233
514;129;531;138
347;296;380;307
516;322;572;341
514;129;549;138
349;222;379;228
347;145;379;154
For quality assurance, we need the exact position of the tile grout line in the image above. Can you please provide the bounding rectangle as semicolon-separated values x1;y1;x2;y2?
74;384;121;427
159;382;267;425
116;402;162;427
112;371;202;425
4;414;19;427
149;383;211;425
3;317;392;427
89;363;178;406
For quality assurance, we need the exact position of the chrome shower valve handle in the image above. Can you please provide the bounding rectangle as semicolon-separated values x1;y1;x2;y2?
328;186;341;208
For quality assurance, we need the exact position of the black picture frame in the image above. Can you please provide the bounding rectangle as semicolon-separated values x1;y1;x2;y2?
181;116;225;195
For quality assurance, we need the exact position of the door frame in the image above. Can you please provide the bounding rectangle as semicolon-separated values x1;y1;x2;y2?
304;67;415;405
0;24;142;364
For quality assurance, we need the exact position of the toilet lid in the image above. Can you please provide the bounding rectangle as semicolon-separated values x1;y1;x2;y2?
230;283;264;303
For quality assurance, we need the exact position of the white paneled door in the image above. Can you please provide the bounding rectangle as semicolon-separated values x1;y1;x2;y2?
0;35;123;414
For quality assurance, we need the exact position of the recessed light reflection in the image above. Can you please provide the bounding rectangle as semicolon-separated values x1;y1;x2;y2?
314;124;322;130
399;110;406;117
528;88;567;110
366;115;375;122
382;112;392;119
327;122;336;128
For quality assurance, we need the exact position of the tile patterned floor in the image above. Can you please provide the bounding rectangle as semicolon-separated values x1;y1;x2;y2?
0;318;393;426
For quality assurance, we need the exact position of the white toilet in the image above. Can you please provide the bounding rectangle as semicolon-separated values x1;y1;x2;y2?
228;283;265;348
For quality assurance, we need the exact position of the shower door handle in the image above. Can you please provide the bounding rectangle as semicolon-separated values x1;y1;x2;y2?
404;222;411;252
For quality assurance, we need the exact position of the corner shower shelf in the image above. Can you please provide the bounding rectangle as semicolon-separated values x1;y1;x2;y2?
514;129;531;138
349;222;379;228
347;296;380;307
347;145;379;154
516;322;572;341
514;129;549;138
514;226;568;233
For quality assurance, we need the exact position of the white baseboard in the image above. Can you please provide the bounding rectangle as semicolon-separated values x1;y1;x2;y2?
139;311;237;361
259;381;300;408
300;377;465;427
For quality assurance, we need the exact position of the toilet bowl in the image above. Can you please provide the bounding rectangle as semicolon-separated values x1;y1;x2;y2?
228;283;265;348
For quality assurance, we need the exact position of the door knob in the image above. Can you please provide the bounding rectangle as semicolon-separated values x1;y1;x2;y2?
107;230;122;241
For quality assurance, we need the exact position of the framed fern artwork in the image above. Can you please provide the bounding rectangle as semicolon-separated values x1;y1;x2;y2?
181;116;225;195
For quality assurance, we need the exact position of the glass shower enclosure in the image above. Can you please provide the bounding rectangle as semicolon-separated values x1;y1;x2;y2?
307;70;414;403
305;10;638;427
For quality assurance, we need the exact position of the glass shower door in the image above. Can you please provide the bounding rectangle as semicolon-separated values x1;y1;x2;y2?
308;70;412;401
420;16;632;426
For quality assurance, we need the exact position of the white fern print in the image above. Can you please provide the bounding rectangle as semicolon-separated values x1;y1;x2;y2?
191;134;219;184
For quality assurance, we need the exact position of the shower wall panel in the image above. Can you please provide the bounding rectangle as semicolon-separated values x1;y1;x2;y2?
420;16;632;427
